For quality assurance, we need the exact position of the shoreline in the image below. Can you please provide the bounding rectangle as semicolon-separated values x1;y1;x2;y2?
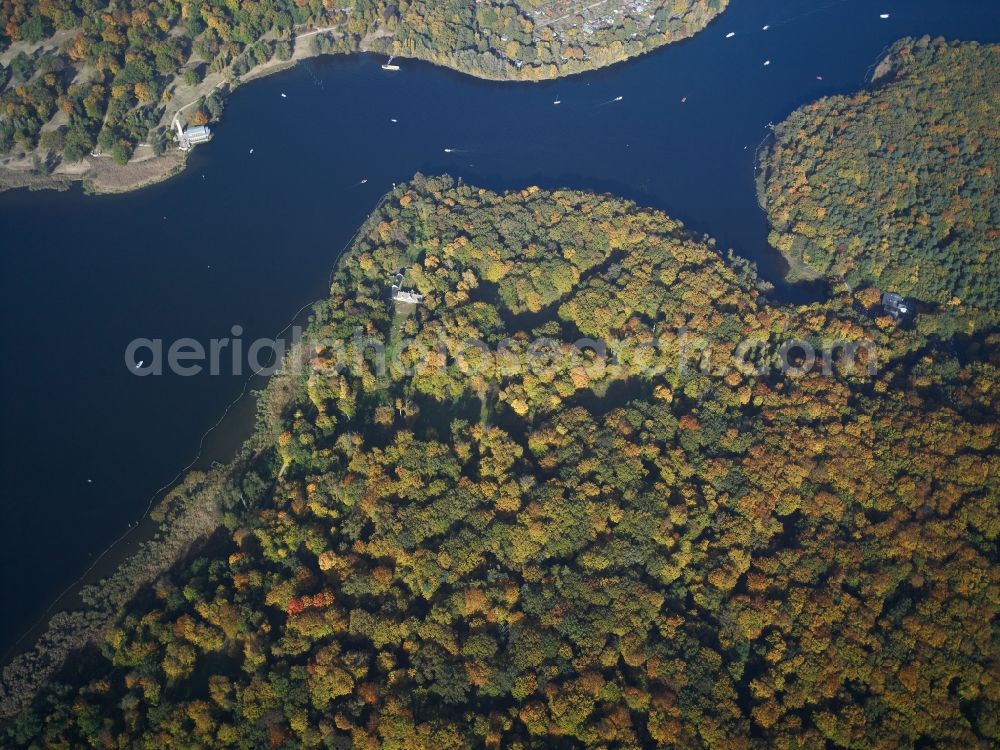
0;148;188;195
0;8;724;197
0;346;299;720
0;188;393;720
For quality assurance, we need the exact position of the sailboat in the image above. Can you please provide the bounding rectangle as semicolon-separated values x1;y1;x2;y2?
382;56;401;71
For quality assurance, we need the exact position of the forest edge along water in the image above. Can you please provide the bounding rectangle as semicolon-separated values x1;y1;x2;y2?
0;0;998;688
0;0;730;192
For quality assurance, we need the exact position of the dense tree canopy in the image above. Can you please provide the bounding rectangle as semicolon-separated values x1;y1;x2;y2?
3;176;996;749
365;0;728;80
759;37;999;330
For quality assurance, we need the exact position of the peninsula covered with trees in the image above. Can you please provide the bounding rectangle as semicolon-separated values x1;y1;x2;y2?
0;0;727;190
759;37;999;331
3;176;996;748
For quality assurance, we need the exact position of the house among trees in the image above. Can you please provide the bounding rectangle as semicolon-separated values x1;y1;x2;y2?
882;291;911;318
391;269;423;305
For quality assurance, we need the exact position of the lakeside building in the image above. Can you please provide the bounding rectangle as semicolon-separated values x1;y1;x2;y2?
174;121;213;151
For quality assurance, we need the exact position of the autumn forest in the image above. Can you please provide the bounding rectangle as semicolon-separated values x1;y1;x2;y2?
2;169;997;747
760;37;999;331
0;8;997;750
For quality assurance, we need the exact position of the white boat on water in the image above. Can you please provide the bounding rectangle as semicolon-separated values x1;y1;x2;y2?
726;32;735;38
382;57;401;71
613;96;623;102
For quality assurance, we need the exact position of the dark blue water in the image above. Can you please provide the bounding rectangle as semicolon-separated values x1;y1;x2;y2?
1;0;998;653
